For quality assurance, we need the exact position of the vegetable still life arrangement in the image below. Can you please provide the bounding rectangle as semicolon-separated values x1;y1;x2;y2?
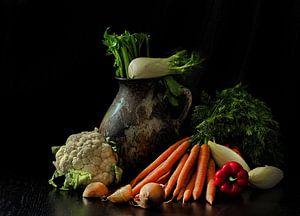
48;29;284;210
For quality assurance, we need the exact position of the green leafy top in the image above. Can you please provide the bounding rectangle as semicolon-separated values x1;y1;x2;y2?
103;29;150;78
191;83;283;168
103;29;202;107
168;50;203;74
163;50;203;106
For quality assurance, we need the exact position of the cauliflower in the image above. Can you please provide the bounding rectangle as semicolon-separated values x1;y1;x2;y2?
49;128;122;190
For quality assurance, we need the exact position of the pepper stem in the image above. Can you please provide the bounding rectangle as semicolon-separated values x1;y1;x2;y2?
229;176;237;182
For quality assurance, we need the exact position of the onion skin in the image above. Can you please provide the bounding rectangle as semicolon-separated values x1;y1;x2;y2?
248;166;284;189
82;182;109;198
107;184;132;203
134;183;165;208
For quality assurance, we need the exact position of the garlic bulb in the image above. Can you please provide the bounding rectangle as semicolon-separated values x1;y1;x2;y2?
208;140;250;171
248;166;284;189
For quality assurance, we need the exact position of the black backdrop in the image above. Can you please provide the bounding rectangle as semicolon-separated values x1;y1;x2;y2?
1;0;299;179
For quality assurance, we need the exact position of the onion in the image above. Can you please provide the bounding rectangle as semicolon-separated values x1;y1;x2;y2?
248;166;284;189
107;184;132;203
133;183;165;209
82;182;109;198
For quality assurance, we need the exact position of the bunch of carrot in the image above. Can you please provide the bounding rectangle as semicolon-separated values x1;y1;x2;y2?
129;137;217;205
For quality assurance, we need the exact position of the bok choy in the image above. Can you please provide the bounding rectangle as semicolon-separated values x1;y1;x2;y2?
102;29;203;106
128;50;202;79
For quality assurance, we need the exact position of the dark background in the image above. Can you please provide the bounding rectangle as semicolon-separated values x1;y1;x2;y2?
1;0;298;181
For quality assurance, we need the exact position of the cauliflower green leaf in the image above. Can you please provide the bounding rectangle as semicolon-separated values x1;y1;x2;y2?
49;128;122;190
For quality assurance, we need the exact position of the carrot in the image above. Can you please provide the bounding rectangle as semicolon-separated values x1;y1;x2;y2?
192;143;210;200
131;140;191;197
130;136;190;187
177;186;185;201
173;144;200;197
156;170;171;185
172;158;195;199
146;161;165;178
176;167;195;201
183;169;197;203
205;158;216;205
164;153;189;198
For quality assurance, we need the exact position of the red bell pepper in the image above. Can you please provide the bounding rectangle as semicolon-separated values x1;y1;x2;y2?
214;161;248;196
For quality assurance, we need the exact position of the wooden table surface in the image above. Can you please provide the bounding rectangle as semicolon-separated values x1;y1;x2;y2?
1;175;299;216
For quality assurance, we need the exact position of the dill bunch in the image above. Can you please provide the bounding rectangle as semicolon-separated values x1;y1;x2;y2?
191;83;283;168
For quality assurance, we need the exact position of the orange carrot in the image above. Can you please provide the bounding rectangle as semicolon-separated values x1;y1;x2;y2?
172;159;195;199
156;170;171;185
131;140;191;197
205;158;216;205
183;169;197;203
164;153;189;198
130;136;190;187
192;143;210;200
173;144;200;197
177;186;185;201
146;161;165;178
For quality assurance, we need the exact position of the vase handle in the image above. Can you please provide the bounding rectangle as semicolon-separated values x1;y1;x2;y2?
173;87;192;130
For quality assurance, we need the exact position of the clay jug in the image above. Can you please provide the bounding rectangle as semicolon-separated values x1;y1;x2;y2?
99;78;192;176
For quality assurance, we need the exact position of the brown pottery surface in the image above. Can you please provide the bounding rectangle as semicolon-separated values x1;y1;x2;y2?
99;78;192;177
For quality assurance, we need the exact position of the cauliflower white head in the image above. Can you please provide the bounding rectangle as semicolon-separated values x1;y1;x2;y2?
49;128;122;190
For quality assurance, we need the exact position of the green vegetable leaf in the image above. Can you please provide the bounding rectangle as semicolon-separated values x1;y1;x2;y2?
162;76;183;106
48;170;62;188
51;146;61;155
191;83;283;168
61;169;92;190
49;169;92;190
164;88;179;106
164;76;183;97
103;29;150;78
168;50;203;74
112;165;123;184
162;50;203;106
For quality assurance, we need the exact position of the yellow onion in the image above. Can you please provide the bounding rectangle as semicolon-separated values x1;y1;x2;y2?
248;166;284;189
107;184;132;203
133;183;165;209
82;182;109;198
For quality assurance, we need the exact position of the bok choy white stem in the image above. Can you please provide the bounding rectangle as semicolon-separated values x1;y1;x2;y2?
128;50;203;79
128;50;203;106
